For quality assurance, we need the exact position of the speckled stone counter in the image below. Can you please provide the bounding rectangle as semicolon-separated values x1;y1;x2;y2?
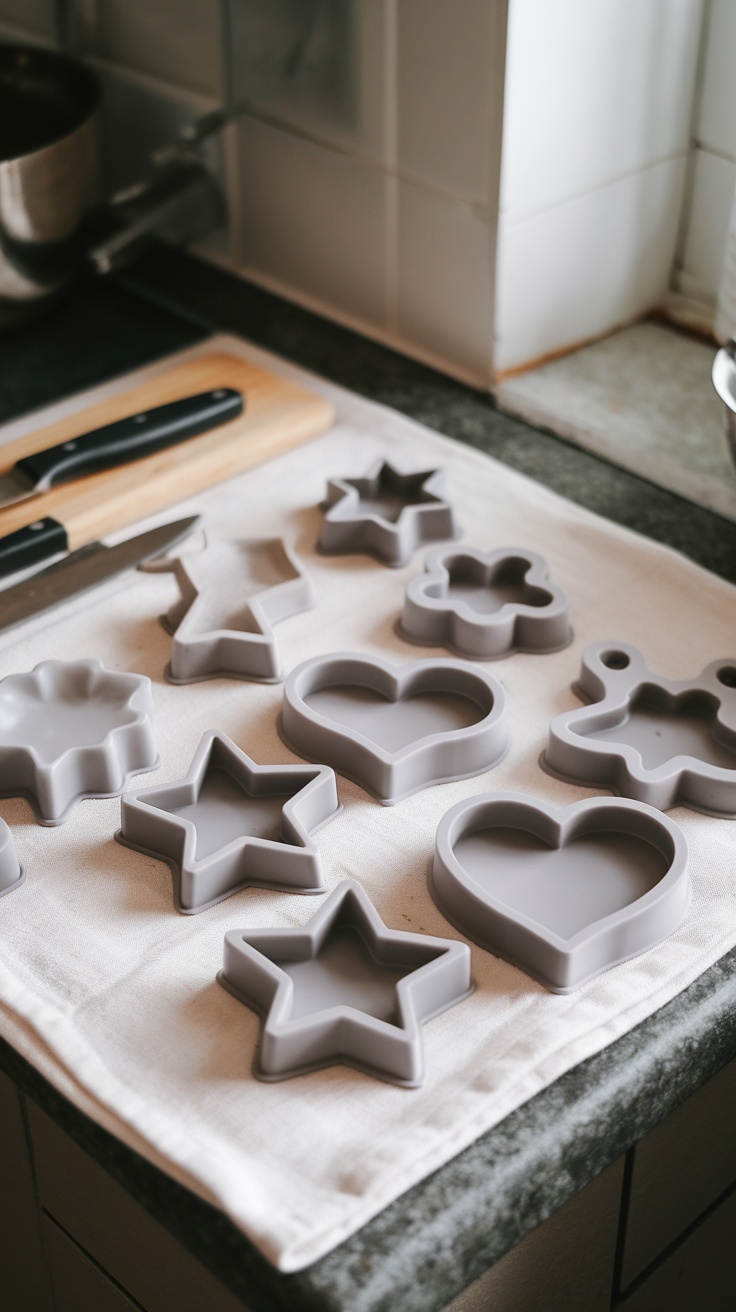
1;251;735;1312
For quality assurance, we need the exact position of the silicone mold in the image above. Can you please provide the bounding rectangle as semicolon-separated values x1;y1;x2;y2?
432;793;690;993
400;546;571;658
318;460;459;567
281;653;509;804
0;659;157;825
218;879;472;1085
117;731;341;913
0;820;23;899
545;641;736;815
143;537;314;683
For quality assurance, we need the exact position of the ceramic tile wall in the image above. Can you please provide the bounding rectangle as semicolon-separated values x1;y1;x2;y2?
676;0;736;310
493;0;704;375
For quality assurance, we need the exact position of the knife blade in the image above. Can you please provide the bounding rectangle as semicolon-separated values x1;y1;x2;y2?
0;387;243;510
0;516;198;634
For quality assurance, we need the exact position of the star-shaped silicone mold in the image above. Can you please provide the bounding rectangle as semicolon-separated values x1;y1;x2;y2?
0;659;157;825
400;546;572;658
218;880;472;1085
545;640;736;815
142;536;314;683
117;731;341;913
318;460;460;567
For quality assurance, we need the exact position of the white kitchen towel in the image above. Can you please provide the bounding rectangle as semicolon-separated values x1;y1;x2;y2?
0;336;734;1273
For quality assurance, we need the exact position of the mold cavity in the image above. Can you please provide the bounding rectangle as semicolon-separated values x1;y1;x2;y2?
455;826;668;939
443;555;552;615
717;666;736;688
305;684;484;752
577;685;736;770
0;679;136;762
189;539;300;635
601;650;630;670
166;768;290;860
348;467;435;523
276;925;433;1023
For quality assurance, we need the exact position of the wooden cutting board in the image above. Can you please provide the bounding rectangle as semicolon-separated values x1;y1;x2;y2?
0;352;334;549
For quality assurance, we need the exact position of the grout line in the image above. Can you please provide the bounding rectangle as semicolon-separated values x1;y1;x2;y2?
499;151;690;231
384;0;399;335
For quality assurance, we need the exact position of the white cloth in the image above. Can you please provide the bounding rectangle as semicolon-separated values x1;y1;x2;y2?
0;336;734;1273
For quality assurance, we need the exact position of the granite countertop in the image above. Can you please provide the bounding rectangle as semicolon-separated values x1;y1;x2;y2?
1;250;736;1312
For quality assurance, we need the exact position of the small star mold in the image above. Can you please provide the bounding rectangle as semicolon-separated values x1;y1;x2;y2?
432;792;690;994
0;659;158;825
400;546;572;658
318;460;460;567
116;731;342;913
218;880;472;1085
545;641;736;815
280;652;509;805
0;819;23;899
142;536;314;683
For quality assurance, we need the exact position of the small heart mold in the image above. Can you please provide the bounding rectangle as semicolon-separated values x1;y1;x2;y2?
280;653;509;804
432;793;690;993
218;880;472;1086
117;731;341;914
318;460;460;567
0;659;158;825
545;641;736;815
400;546;571;658
142;536;314;683
0;819;23;899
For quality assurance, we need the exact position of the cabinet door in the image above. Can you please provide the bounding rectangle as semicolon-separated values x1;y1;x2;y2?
619;1185;736;1312
0;1070;53;1312
44;1216;139;1312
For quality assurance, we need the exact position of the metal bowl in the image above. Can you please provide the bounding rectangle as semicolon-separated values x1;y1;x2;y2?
712;339;736;471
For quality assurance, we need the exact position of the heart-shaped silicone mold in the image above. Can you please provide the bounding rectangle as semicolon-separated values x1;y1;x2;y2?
281;653;509;804
432;793;690;992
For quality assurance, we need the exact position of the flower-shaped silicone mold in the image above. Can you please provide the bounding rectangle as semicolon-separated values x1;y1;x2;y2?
432;792;690;993
117;731;341;913
281;653;509;805
218;880;472;1085
545;641;736;815
0;659;157;825
318;460;460;567
400;546;571;658
142;536;314;683
0;819;23;898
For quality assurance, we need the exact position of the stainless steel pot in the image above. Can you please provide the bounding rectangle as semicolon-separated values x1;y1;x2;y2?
711;338;736;472
0;42;100;326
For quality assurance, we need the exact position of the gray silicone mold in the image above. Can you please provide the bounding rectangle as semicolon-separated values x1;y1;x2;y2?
0;819;23;898
318;460;460;567
142;536;314;683
432;792;690;993
400;546;571;658
545;641;736;815
117;731;341;913
280;653;509;805
0;659;157;825
218;879;472;1085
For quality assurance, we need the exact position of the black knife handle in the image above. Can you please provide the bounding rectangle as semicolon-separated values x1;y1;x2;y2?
15;388;244;492
0;518;68;579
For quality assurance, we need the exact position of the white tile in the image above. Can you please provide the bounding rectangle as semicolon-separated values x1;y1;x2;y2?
396;0;506;203
500;0;703;221
677;147;736;304
494;155;687;375
237;115;388;330
82;0;223;98
0;0;54;38
396;179;493;381
696;0;736;161
228;0;390;164
90;61;221;199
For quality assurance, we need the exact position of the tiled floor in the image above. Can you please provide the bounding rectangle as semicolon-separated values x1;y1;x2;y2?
495;321;736;523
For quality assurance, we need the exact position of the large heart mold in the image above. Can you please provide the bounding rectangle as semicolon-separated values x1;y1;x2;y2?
545;641;736;815
280;653;509;804
400;545;571;658
432;792;690;993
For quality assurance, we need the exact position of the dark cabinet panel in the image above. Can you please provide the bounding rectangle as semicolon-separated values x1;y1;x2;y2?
0;1070;54;1312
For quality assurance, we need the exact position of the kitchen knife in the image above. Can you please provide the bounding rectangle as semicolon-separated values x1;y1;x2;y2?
0;387;243;510
0;515;199;634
